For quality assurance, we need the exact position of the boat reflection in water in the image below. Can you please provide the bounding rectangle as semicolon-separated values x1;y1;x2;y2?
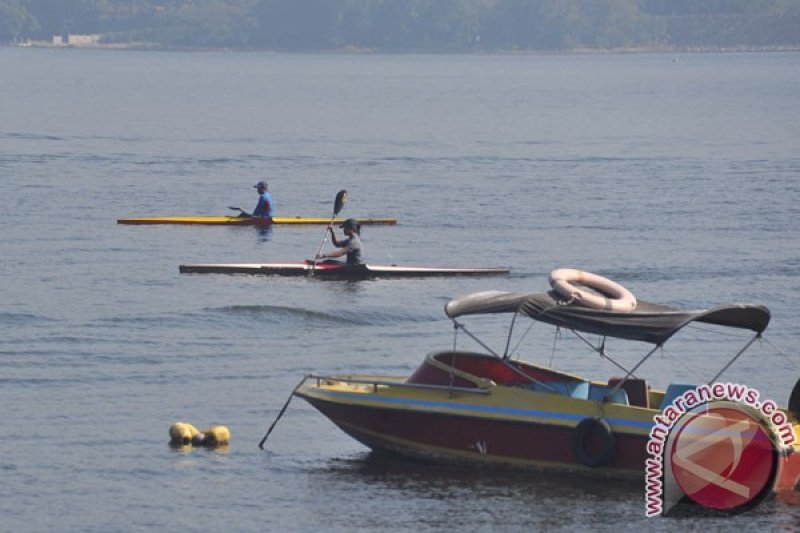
307;451;642;528
292;270;800;493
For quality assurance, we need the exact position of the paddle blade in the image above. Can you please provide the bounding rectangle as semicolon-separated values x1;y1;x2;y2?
334;190;348;216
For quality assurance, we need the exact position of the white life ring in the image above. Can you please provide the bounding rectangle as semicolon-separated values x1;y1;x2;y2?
549;268;637;312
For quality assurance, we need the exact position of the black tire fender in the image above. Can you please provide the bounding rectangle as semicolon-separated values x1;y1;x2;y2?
789;377;800;422
572;417;615;467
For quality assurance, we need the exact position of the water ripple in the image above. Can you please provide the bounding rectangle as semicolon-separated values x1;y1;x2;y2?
0;312;56;326
210;304;437;326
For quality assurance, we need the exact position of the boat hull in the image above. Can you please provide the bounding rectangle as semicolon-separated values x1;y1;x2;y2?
299;391;648;475
117;216;396;226
294;369;653;476
179;262;511;278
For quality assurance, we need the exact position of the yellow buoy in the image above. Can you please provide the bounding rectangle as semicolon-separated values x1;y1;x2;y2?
192;425;231;447
168;422;200;446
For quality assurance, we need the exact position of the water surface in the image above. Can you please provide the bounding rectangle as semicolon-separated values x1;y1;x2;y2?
1;48;799;531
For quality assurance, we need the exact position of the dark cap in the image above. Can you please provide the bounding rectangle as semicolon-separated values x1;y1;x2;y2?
254;181;268;190
339;218;359;230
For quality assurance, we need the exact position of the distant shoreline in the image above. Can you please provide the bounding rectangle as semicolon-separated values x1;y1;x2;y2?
7;41;800;55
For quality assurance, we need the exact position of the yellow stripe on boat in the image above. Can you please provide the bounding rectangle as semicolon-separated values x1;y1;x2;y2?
297;376;655;437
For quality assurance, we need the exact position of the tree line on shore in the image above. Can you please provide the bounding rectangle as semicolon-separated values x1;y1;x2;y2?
2;0;800;51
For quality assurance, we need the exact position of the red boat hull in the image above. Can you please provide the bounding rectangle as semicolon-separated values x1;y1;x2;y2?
299;393;648;475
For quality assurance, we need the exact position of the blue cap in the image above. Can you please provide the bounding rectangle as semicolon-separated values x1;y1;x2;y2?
254;181;267;189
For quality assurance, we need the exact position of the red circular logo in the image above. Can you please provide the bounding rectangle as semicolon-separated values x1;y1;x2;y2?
670;405;778;510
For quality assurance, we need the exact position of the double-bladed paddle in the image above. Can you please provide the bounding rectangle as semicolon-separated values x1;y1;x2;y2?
311;190;348;275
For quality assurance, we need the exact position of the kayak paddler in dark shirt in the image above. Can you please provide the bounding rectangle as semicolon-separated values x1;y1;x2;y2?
316;218;363;265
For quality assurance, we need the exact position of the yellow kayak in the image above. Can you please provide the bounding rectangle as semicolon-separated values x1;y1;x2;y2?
117;216;397;226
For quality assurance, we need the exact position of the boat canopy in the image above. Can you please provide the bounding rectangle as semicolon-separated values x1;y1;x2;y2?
444;290;770;345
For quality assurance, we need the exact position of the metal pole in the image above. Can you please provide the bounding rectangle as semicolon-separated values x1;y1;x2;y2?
707;334;760;384
258;375;308;449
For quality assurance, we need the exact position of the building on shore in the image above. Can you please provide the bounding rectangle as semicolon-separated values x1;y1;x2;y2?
51;34;102;46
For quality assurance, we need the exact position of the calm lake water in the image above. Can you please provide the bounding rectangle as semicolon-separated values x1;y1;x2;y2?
1;48;799;531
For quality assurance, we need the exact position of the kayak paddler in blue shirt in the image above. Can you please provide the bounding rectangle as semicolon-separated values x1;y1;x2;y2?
316;218;363;265
251;181;274;221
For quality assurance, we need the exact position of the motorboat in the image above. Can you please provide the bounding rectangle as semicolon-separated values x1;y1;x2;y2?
289;270;800;492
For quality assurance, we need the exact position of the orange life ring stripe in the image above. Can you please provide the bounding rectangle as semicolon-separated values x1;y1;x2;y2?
548;268;637;312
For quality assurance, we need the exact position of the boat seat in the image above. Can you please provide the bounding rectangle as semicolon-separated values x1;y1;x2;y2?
588;384;629;405
570;381;589;399
608;378;650;408
659;383;696;410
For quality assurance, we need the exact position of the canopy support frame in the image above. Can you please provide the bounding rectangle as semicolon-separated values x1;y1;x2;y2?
452;319;559;393
605;343;662;402
707;333;761;384
502;310;519;360
572;330;636;378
